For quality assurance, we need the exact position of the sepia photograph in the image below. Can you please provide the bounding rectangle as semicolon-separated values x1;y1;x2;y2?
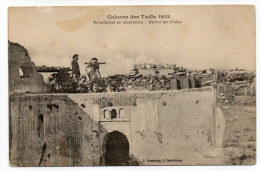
8;5;256;166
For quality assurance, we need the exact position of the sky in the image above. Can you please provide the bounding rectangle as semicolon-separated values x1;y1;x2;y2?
8;6;256;76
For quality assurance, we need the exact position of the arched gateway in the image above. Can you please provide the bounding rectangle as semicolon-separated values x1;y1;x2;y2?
101;131;130;166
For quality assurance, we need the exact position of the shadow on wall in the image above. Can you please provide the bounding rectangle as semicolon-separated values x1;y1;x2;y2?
8;41;50;95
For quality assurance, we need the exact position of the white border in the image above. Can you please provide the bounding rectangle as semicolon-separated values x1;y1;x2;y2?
0;0;259;171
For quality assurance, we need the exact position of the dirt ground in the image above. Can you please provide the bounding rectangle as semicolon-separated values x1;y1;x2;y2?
218;96;256;165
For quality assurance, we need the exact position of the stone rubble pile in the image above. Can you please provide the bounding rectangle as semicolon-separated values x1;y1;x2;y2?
46;65;255;95
217;73;256;106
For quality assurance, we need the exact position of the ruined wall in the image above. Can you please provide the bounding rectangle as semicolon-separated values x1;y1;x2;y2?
9;41;50;95
9;95;104;166
9;87;225;166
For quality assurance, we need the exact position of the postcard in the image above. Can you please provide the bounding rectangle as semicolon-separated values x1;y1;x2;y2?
8;5;256;166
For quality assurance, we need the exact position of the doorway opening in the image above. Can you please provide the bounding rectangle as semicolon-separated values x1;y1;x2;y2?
101;131;130;166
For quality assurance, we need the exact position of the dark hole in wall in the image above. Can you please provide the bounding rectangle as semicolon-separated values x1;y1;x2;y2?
39;114;43;123
177;79;182;89
37;114;44;138
111;109;117;119
108;101;113;107
47;104;59;111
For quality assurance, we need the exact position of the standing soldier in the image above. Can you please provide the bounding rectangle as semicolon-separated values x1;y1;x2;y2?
151;70;162;90
71;54;81;82
71;54;80;92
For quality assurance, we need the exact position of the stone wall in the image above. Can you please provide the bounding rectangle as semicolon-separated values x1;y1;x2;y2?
9;41;50;95
9;87;225;166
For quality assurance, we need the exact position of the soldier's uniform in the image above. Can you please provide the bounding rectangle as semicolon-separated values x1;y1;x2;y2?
71;57;80;82
86;59;100;81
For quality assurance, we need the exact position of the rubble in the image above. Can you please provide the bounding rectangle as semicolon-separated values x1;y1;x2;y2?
45;63;255;95
220;97;256;165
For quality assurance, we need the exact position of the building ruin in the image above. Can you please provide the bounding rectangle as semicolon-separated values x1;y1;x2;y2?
8;41;50;95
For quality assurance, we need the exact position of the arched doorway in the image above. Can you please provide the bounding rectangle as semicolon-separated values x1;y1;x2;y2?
101;131;130;166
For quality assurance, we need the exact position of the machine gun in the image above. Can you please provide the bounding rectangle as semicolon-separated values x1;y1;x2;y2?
84;61;107;92
85;62;106;65
85;61;106;73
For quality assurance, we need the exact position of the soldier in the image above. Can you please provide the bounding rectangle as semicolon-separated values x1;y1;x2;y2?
85;58;106;92
154;70;160;79
86;57;102;81
151;70;162;90
71;54;81;82
71;54;81;93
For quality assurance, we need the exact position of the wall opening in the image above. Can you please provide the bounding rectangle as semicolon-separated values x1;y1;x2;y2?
101;131;130;166
19;67;24;78
119;109;124;118
104;110;110;119
37;114;44;138
19;63;33;78
111;109;117;119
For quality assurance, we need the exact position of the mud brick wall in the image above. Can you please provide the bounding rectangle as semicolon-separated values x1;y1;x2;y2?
8;41;50;95
9;87;225;166
9;95;103;166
